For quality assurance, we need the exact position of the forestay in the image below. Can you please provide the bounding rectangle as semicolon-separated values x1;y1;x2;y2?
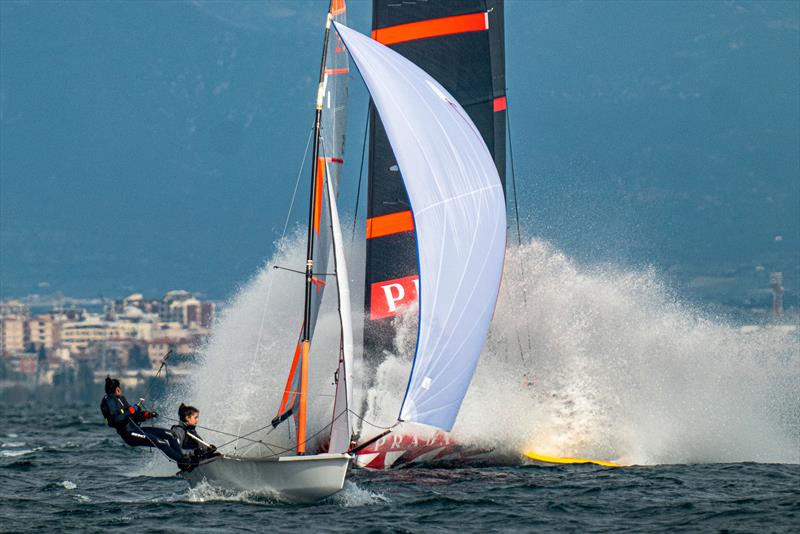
334;23;507;431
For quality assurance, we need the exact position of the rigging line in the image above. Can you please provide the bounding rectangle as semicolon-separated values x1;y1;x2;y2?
506;91;533;360
158;415;283;451
240;408;350;459
140;350;173;403
273;265;336;276
219;408;347;459
346;409;395;431
350;108;369;247
236;125;315;451
217;422;278;450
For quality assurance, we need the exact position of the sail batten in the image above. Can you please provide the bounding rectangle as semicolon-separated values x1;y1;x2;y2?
335;22;506;432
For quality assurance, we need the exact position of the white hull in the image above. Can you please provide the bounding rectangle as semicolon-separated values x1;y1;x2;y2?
183;453;351;503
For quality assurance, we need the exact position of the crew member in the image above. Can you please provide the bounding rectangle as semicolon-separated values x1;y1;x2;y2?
99;376;183;463
171;403;218;471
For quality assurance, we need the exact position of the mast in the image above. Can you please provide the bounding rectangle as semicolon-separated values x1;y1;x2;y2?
298;1;335;455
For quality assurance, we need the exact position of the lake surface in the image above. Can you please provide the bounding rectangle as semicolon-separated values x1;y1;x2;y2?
2;403;798;533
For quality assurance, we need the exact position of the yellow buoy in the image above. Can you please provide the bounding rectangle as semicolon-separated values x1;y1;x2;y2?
523;450;621;467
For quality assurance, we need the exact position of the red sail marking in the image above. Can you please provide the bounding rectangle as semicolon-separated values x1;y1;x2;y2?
369;274;419;320
324;67;349;75
372;12;489;46
366;210;414;239
313;157;325;234
311;276;326;292
493;96;507;112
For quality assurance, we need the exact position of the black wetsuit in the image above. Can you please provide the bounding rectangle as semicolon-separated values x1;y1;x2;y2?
100;394;183;463
171;421;215;470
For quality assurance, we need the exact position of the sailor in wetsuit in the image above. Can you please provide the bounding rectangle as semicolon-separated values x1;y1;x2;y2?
99;376;183;463
171;403;218;471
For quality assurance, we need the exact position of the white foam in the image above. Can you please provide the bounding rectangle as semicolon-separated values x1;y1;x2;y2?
331;480;389;506
455;240;800;465
60;480;77;490
185;236;799;467
184;480;281;505
1;447;42;458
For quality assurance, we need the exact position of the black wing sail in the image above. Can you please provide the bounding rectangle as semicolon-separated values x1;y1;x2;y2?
364;0;507;363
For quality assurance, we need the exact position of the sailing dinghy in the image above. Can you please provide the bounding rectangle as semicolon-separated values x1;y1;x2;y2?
183;0;352;503
186;1;505;501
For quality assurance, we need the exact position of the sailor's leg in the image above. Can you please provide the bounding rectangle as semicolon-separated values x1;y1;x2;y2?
119;430;153;448
138;426;184;463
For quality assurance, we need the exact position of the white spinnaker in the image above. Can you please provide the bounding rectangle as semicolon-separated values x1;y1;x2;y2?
334;23;507;432
325;158;354;454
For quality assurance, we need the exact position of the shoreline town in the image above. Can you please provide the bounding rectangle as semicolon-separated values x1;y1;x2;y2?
0;290;216;402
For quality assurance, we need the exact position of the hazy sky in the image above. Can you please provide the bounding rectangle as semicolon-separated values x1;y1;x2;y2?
1;0;798;304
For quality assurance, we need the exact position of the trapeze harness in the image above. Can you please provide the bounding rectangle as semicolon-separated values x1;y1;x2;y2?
171;421;216;471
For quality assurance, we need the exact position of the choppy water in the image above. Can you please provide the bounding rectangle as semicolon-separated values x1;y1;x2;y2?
5;238;799;531
2;404;799;533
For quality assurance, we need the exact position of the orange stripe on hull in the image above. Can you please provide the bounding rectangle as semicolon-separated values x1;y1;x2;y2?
372;12;488;46
324;67;349;75
366;210;415;239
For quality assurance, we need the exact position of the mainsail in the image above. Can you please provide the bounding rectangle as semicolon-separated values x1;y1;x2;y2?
335;22;506;430
274;0;350;452
364;0;507;362
182;2;356;503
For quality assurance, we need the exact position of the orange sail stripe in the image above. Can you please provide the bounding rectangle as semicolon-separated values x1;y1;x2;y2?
366;210;415;239
313;157;325;234
278;339;303;415
372;12;488;46
330;0;346;16
297;340;310;454
324;67;349;75
493;96;507;112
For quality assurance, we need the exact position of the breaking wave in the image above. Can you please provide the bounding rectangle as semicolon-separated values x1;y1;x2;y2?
185;235;799;466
